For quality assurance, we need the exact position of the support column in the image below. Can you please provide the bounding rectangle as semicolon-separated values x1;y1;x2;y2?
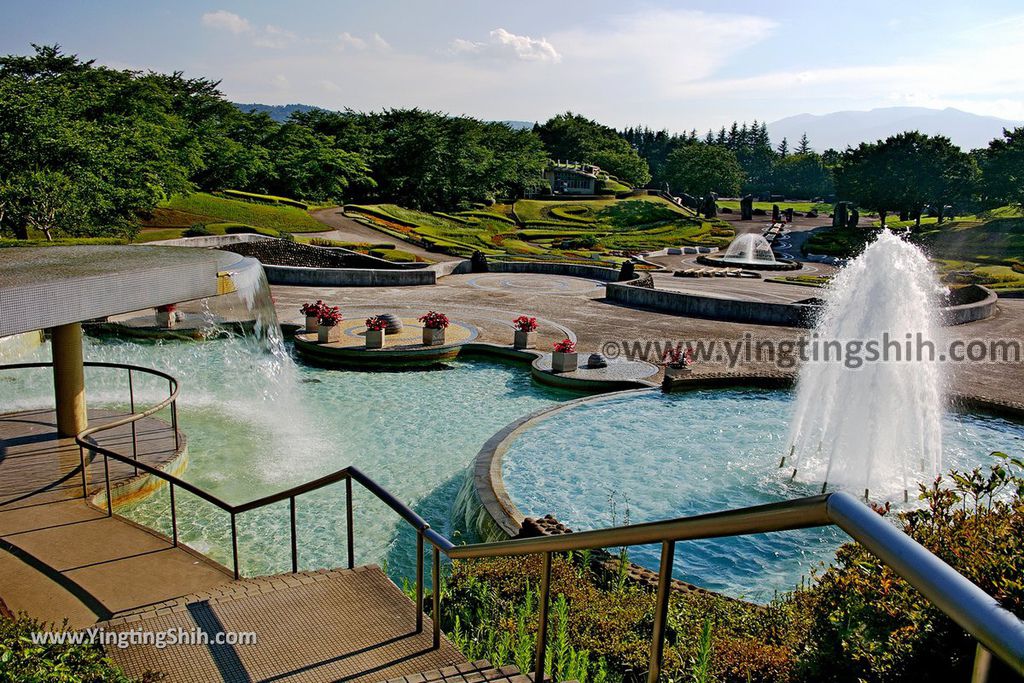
51;323;87;437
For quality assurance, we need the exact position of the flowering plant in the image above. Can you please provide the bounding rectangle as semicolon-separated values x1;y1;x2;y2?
553;339;576;353
513;315;538;332
318;306;343;327
156;304;177;313
419;311;450;330
662;344;694;368
301;300;327;317
365;316;388;332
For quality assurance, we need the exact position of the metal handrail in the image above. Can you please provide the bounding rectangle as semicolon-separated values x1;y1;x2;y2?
4;361;1022;682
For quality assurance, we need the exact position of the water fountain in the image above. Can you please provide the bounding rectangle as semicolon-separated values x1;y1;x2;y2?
721;233;778;265
784;230;947;500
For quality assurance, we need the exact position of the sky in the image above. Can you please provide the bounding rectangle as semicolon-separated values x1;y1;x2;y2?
2;0;1024;132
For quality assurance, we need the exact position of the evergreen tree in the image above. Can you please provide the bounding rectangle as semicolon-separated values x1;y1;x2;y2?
777;138;790;157
796;133;812;155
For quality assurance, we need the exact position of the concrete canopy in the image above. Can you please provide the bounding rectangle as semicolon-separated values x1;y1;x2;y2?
0;246;246;337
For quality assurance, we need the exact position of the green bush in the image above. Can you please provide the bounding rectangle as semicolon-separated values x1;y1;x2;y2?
796;453;1024;682
183;223;211;237
224;225;259;235
0;613;146;681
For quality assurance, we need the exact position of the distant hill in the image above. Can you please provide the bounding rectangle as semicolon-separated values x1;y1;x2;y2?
232;102;324;122
499;120;536;130
767;107;1022;152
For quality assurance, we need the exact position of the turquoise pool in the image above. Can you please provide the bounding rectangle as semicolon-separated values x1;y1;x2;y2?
501;389;1024;602
5;336;580;580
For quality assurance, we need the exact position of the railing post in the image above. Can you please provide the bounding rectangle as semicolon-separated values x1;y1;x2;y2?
647;540;675;683
128;369;137;473
432;545;441;649
103;452;112;517
169;482;178;547
534;551;552;683
971;642;992;683
230;512;240;579
416;532;424;633
168;380;179;452
345;477;354;570
289;496;298;574
79;446;88;498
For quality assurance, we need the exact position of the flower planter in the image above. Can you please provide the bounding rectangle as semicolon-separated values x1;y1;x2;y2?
513;330;535;349
665;365;692;379
305;315;320;334
365;329;385;349
423;327;446;346
318;325;342;343
155;310;176;329
551;351;578;373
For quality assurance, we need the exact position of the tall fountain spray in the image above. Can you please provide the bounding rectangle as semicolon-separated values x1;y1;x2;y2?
721;233;778;265
784;231;947;500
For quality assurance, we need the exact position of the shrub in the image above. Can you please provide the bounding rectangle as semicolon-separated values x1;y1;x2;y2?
183;223;210;237
0;613;144;681
796;453;1024;682
225;225;259;234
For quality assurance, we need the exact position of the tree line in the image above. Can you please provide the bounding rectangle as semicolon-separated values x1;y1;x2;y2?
1;45;1020;240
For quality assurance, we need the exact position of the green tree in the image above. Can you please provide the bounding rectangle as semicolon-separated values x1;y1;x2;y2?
536;113;651;186
773;153;833;198
663;143;744;197
796;133;812;155
981;127;1024;207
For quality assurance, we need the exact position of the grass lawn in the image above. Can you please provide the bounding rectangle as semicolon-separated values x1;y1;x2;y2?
135;223;281;242
717;200;830;213
346;195;732;264
151;193;326;233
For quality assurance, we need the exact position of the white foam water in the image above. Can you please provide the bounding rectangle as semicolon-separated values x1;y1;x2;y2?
786;230;947;499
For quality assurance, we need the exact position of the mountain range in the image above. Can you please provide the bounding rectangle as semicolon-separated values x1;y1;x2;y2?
766;107;1021;152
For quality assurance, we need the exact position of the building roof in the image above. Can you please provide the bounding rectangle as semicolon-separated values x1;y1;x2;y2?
0;246;247;337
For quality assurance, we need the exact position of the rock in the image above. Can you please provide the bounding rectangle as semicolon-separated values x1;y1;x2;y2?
720;206;733;214
753;207;767;216
377;313;404;335
617;261;636;281
740;195;754;220
586;353;608;368
470;250;489;273
772;204;781;222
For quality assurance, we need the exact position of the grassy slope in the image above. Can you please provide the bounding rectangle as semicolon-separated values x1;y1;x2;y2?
149;193;326;233
347;195;732;264
804;205;1024;291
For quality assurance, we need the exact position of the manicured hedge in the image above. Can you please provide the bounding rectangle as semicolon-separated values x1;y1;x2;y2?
220;189;311;210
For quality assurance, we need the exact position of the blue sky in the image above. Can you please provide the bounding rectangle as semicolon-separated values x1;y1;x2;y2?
2;1;1023;131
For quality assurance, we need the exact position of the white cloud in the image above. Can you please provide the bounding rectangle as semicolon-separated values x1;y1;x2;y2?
450;28;561;63
337;31;390;51
201;10;251;35
254;25;297;49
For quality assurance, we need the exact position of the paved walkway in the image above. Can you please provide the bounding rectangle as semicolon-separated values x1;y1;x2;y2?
309;209;461;263
0;408;232;627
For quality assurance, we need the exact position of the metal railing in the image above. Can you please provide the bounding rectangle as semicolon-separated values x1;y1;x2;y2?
4;361;1023;683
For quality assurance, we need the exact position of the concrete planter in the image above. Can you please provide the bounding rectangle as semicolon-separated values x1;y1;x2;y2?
155;310;176;329
551;351;578;373
305;315;320;334
318;325;342;343
665;365;691;379
423;327;446;346
365;329;385;349
513;330;535;349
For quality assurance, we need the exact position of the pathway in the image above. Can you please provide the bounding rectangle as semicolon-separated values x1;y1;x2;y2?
308;209;461;263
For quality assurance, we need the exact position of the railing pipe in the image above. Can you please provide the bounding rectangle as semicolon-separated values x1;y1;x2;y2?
416;531;424;634
290;496;298;574
169;482;178;547
647;540;675;683
345;478;355;570
533;551;552;683
128;369;137;472
79;446;88;498
230;512;240;580
432;545;441;649
972;643;992;683
102;452;112;517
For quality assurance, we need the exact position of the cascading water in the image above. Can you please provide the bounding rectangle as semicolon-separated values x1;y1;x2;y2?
785;230;947;499
721;233;778;265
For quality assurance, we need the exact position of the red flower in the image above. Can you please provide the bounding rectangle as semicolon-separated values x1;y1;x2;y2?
419;311;450;329
662;344;694;367
318;306;343;326
301;300;328;317
513;315;538;332
365;316;388;331
553;339;576;353
156;304;177;313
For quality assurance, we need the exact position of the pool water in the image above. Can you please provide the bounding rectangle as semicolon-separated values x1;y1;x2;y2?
5;336;580;580
501;388;1024;602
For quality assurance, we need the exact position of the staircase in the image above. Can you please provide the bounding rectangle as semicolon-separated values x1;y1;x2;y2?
102;564;531;683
